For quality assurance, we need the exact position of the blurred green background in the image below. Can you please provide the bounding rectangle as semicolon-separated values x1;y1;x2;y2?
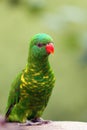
0;0;87;122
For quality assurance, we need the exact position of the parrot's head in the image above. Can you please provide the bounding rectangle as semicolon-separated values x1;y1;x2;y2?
29;33;54;60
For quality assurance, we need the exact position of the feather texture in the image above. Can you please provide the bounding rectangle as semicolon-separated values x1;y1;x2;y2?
5;33;55;123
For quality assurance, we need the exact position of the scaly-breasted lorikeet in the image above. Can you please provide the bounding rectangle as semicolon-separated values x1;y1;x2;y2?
5;33;55;125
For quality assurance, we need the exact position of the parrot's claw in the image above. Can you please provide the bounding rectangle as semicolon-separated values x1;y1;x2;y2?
19;118;51;126
31;118;51;125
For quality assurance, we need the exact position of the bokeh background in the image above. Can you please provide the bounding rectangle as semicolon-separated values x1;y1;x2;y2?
0;0;87;122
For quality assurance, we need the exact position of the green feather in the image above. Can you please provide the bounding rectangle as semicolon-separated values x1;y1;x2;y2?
5;33;55;123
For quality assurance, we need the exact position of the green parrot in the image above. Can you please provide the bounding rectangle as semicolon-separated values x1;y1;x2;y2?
5;33;55;125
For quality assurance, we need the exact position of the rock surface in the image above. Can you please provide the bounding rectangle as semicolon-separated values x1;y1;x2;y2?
0;116;87;130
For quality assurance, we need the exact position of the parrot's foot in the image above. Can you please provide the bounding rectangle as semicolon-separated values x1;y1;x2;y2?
31;118;51;125
19;118;51;126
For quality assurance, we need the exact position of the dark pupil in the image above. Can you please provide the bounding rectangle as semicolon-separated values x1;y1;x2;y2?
37;43;45;48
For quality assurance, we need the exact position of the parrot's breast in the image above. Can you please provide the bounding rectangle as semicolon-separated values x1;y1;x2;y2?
19;67;55;109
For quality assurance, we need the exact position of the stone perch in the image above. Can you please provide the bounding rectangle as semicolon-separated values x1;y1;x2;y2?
0;116;87;130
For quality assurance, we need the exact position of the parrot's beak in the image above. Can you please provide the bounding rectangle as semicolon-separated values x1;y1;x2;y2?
46;43;54;54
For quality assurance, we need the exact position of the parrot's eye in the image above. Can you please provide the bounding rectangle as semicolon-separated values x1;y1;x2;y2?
37;43;46;48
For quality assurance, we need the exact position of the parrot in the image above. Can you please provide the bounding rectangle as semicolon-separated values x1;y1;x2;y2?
5;33;55;125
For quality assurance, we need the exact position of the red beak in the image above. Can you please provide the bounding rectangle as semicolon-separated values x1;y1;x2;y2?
46;43;54;54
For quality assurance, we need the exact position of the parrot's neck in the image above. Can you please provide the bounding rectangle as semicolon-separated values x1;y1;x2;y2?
27;56;50;73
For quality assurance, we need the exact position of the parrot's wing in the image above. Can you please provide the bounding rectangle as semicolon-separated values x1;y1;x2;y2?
5;72;22;119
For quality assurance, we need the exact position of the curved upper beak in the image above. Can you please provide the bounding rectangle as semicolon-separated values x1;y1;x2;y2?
46;43;54;54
